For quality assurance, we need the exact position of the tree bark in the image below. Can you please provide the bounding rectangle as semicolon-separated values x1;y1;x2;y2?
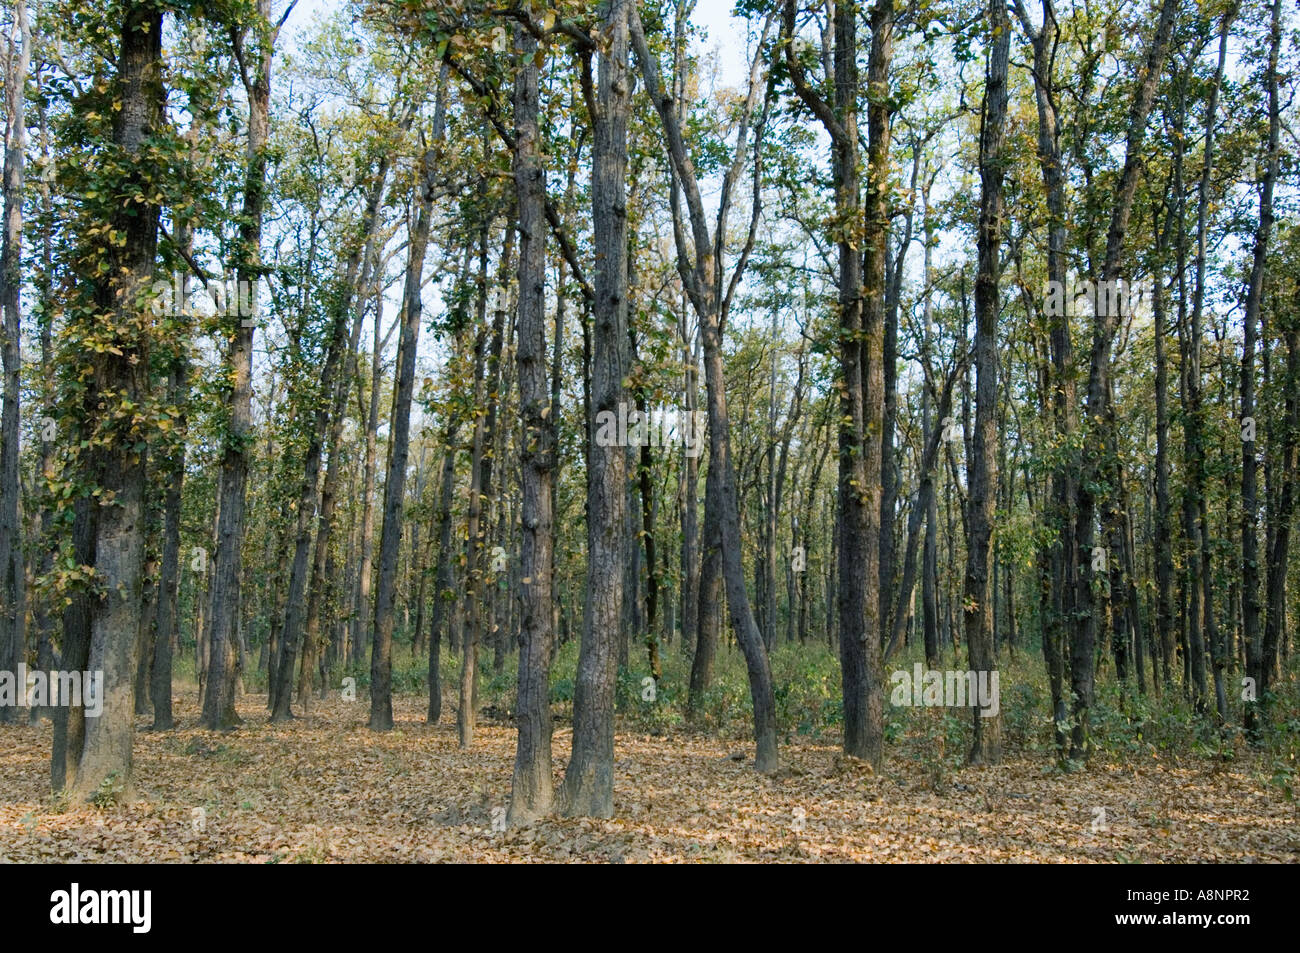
1243;0;1280;737
0;0;30;719
67;0;163;798
963;0;1010;764
370;120;441;731
509;20;556;822
633;4;778;771
201;0;280;730
563;0;631;814
1069;0;1177;759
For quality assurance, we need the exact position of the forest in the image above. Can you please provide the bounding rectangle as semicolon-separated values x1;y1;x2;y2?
0;0;1297;865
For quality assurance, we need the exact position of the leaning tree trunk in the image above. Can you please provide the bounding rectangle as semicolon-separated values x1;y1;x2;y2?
1070;0;1177;760
370;130;440;732
298;153;393;709
632;4;778;771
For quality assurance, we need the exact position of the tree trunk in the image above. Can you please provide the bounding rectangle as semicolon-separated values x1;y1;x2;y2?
425;418;459;724
370;123;441;731
66;0;163;799
299;153;394;710
150;355;187;731
963;0;1009;764
1069;0;1177;759
563;0;631;815
633;4;778;771
509;21;556;822
1243;0;1280;737
202;0;279;731
459;217;508;747
0;0;30;720
351;291;385;668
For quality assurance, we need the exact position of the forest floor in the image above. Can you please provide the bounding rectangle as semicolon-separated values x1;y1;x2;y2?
1;691;1296;863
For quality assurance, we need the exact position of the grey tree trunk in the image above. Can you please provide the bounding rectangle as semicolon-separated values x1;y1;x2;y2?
633;4;778;771
963;0;1009;765
202;0;281;730
0;0;30;720
1151;206;1175;694
1263;303;1297;718
1014;0;1071;758
150;357;186;731
1069;0;1177;759
299;152;394;709
509;21;556;823
1243;0;1281;737
458;220;507;748
679;316;699;666
370;123;441;731
67;0;163;799
786;0;891;766
351;292;385;668
270;262;354;721
425;416;460;724
689;464;720;713
563;0;630;815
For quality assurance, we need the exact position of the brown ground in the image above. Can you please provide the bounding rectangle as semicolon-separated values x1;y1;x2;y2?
1;693;1295;862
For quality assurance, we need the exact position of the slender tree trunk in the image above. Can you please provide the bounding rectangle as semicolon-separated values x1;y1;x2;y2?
299;154;395;710
351;292;384;668
689;464;720;714
150;355;187;730
1243;0;1280;737
1152;206;1175;693
1015;0;1071;759
963;0;1009;764
679;315;699;663
1069;0;1177;759
202;0;280;730
459;216;508;748
509;22;555;822
1262;297;1298;718
370;123;441;731
270;265;354;721
425;416;459;723
0;0;30;718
